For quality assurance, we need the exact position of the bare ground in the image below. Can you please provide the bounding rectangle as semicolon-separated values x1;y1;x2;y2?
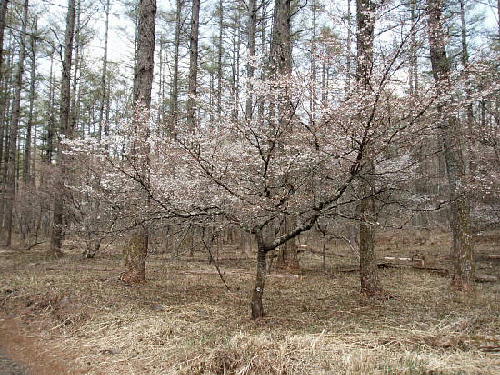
0;230;498;375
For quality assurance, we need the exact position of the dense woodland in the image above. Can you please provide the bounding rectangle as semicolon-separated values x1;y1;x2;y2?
0;0;499;316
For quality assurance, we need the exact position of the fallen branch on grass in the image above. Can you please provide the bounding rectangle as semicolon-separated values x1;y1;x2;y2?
23;240;47;251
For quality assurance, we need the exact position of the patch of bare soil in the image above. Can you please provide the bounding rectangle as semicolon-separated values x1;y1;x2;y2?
0;230;498;375
0;315;81;375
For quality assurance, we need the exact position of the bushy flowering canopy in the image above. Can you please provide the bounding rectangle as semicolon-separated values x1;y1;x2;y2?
65;72;440;244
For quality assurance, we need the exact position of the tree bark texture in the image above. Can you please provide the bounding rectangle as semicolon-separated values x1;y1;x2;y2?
359;160;381;295
269;0;299;270
3;0;28;247
170;0;183;131
245;0;257;119
122;227;148;283
98;0;110;139
216;0;223;117
251;232;267;319
122;0;156;283
0;0;9;168
23;19;37;184
356;0;381;295
0;0;8;81
133;0;156;107
270;0;291;76
186;0;200;130
276;217;299;270
48;0;76;258
427;0;474;290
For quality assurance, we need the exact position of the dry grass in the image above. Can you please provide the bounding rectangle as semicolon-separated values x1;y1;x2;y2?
0;230;499;375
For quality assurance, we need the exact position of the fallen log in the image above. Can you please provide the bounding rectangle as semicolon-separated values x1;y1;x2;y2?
479;345;500;352
336;263;497;283
475;274;498;283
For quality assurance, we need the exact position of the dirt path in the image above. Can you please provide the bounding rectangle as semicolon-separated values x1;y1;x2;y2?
0;352;27;375
0;316;76;375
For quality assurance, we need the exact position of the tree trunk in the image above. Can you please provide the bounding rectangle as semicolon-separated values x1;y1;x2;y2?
217;0;223;118
251;232;267;319
257;1;267;120
427;0;475;290
122;227;148;282
98;0;110;140
48;0;76;258
269;0;298;270
170;0;182;132
230;6;241;120
186;0;200;130
310;0;317;113
23;19;37;185
459;0;474;175
356;0;381;295
346;0;352;93
122;0;156;283
270;0;291;76
359;160;381;295
70;0;81;133
3;0;28;247
276;217;299;270
409;0;418;95
245;0;256;119
157;38;164;124
46;48;56;163
0;0;9;170
0;0;8;78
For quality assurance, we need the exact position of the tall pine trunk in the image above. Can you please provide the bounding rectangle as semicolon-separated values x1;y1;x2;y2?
170;0;182;132
186;0;200;130
356;0;381;296
0;0;9;170
3;0;28;247
48;0;76;258
216;0;223;118
121;0;156;284
245;0;256;119
23;19;37;185
98;0;110;140
427;0;474;290
269;0;299;270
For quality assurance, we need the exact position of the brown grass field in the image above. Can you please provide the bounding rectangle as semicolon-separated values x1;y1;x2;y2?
0;230;499;374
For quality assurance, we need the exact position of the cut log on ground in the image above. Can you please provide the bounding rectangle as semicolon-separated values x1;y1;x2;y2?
336;263;497;283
